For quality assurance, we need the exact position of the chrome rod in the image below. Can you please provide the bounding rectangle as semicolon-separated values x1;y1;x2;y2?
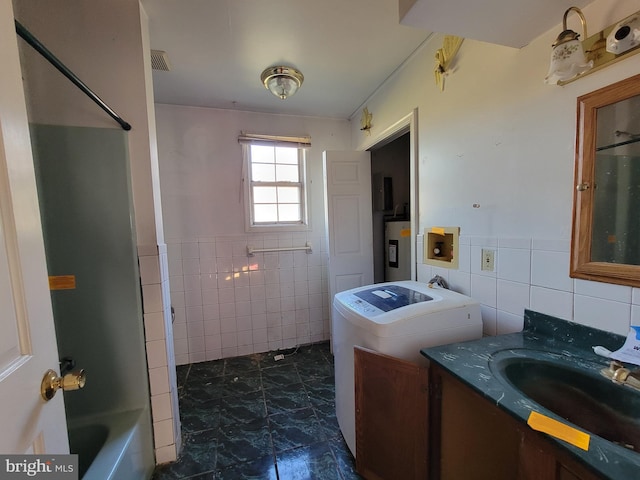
247;242;312;256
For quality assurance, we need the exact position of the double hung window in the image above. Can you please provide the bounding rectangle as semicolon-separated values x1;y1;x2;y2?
240;134;310;231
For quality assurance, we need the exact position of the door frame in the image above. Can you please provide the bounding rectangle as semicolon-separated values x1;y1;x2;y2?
360;108;419;280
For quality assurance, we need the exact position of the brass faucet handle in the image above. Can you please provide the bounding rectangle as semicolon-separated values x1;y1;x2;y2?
612;366;630;383
600;361;640;391
601;361;627;382
608;360;625;372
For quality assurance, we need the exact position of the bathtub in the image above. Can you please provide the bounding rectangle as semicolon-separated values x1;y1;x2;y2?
67;408;154;480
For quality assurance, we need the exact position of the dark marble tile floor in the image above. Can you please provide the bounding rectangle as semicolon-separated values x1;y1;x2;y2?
153;342;362;480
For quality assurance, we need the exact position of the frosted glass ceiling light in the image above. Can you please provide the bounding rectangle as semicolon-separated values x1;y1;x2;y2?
545;7;593;85
260;66;304;99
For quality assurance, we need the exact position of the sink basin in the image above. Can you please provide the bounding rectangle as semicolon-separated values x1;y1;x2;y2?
490;352;640;452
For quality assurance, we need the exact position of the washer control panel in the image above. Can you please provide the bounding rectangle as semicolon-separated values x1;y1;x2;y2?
343;296;385;316
341;284;434;316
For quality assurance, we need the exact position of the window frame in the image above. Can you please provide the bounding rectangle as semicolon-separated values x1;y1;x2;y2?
242;139;310;233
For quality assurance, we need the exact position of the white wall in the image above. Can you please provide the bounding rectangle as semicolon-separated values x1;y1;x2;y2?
352;0;640;336
155;105;351;363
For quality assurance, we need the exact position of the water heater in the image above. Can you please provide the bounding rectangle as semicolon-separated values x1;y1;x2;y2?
384;221;411;281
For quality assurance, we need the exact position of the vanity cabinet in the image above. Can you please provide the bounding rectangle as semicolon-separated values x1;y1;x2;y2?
354;346;429;480
429;364;604;480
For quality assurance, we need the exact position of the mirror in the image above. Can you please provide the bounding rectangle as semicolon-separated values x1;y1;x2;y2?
571;73;640;287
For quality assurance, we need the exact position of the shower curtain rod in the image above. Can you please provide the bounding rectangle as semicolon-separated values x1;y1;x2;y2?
15;20;132;131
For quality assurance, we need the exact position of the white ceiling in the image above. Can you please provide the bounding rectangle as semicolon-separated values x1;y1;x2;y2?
400;0;595;48
141;0;431;119
141;0;596;119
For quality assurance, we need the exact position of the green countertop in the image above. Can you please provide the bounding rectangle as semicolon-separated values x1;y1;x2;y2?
421;309;640;479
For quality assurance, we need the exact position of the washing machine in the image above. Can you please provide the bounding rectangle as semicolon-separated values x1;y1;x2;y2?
332;280;482;457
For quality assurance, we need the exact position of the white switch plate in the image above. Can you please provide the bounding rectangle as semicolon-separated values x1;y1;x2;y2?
482;249;495;271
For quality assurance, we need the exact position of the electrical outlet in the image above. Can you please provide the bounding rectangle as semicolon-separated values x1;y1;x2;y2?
481;249;495;271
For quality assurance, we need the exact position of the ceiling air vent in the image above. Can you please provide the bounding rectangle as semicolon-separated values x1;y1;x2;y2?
150;50;171;71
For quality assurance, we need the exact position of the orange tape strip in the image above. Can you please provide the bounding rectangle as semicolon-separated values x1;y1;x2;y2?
527;411;590;451
49;275;76;290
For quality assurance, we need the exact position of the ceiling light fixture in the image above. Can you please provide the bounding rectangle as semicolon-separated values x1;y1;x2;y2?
544;7;593;85
260;66;304;100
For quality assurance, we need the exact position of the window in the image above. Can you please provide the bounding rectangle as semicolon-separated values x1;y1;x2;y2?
241;134;310;231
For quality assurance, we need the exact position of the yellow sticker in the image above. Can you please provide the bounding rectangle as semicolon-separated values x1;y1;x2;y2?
49;275;76;290
527;411;590;451
431;227;445;236
400;228;411;237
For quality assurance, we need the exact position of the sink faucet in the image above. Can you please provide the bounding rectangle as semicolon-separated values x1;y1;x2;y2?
601;361;640;391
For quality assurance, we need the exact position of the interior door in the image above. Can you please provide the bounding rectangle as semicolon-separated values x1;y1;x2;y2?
323;150;374;320
0;1;68;454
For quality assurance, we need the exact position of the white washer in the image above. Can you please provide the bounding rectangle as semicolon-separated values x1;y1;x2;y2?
332;280;482;457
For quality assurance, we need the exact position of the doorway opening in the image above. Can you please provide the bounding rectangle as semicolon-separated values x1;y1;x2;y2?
370;132;411;283
323;109;418;307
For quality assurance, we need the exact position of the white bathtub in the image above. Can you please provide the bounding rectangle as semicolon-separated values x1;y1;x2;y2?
68;409;154;480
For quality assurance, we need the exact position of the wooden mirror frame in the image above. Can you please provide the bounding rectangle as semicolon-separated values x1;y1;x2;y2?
571;73;640;287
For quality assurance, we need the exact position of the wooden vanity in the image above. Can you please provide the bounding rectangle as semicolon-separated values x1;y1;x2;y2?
429;362;604;480
421;310;640;480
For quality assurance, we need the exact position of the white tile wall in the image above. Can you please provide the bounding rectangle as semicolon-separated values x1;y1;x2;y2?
573;295;631;335
480;305;498;336
471;274;497;307
168;233;329;365
417;236;637;338
574;279;632;303
139;244;180;464
632;305;640;326
496;310;524;335
497;248;530;284
530;286;573;321
497;280;530;315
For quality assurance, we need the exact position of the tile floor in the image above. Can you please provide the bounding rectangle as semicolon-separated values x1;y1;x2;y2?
153;342;361;479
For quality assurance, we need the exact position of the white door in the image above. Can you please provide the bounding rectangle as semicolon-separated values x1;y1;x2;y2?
0;1;68;454
323;150;374;304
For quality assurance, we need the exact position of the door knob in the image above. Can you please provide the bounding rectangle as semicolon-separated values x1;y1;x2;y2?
41;369;86;401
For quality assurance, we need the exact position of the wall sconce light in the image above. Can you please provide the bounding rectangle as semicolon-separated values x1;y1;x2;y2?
360;107;373;135
545;8;640;86
544;7;593;85
260;66;304;100
434;35;464;91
